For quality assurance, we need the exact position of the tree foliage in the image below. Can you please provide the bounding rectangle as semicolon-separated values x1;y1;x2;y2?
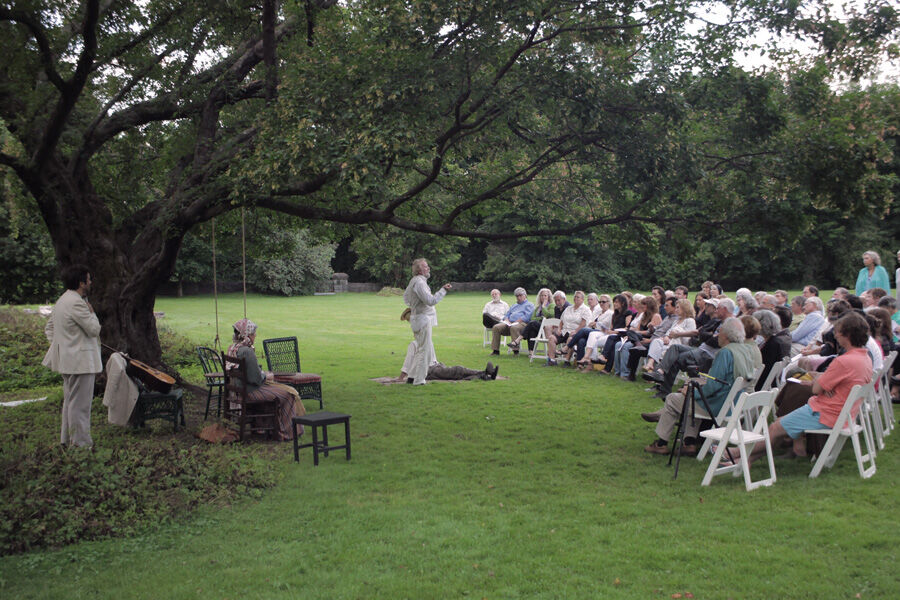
0;0;897;362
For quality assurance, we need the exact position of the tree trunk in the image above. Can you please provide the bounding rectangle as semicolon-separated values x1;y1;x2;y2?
35;165;183;370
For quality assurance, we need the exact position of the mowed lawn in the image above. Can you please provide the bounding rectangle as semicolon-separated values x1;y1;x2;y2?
1;291;897;599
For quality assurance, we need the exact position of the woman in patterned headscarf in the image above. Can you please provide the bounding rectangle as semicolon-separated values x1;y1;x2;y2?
226;319;306;441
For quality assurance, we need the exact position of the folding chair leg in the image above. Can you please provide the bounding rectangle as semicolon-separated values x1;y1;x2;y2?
850;430;877;479
810;434;847;478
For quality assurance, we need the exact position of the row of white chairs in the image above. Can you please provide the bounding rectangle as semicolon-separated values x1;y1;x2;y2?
485;321;896;490
699;351;896;490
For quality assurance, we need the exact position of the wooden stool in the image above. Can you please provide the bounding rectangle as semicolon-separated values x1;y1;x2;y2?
292;411;351;465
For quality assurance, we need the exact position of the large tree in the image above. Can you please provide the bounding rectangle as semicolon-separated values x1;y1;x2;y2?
0;0;896;365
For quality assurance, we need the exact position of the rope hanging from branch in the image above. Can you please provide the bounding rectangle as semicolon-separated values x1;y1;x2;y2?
241;206;247;319
211;218;220;351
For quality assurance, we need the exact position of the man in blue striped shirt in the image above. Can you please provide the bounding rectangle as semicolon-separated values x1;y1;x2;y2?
490;287;534;356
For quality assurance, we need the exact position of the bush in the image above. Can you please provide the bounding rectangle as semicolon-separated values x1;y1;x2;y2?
0;308;61;392
157;323;199;369
248;229;335;296
0;309;280;556
0;426;278;555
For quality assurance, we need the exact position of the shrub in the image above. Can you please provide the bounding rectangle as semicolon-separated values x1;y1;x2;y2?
0;308;61;392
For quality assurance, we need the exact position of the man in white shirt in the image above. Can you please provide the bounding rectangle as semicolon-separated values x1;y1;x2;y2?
43;265;103;447
403;258;452;385
482;289;509;328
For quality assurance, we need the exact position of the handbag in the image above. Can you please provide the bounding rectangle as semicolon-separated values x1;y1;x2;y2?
624;330;644;345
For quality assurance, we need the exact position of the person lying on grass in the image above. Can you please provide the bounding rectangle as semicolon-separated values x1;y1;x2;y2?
397;341;499;383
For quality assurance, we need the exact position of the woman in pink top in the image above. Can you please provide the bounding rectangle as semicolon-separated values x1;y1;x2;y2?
742;311;872;464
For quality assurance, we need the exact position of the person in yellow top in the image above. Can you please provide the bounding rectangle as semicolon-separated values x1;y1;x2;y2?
43;265;102;448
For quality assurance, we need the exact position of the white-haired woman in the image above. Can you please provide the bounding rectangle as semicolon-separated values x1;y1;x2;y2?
855;250;890;296
564;293;611;362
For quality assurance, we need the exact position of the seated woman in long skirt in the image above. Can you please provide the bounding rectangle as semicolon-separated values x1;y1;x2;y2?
227;318;306;441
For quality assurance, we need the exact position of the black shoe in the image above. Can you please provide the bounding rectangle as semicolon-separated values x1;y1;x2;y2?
641;411;660;423
406;378;414;384
491;350;500;356
513;350;519;356
642;370;664;384
490;364;500;380
484;361;494;375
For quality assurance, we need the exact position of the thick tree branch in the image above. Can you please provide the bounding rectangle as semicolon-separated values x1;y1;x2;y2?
84;17;298;157
0;8;66;91
33;0;100;168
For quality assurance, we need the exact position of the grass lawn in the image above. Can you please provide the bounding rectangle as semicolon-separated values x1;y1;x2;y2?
1;291;897;599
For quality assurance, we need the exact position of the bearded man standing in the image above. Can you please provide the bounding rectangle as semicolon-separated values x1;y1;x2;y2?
403;258;452;385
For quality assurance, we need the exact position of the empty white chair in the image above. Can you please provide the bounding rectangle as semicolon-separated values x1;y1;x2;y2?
529;318;560;363
805;382;877;479
699;390;778;491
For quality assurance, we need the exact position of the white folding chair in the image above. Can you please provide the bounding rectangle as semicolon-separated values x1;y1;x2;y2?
699;390;778;491
805;382;877;479
694;376;753;461
876;351;896;436
758;356;790;392
529;318;560;363
862;373;886;453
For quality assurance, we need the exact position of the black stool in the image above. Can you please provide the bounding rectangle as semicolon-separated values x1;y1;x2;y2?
132;385;185;433
292;411;351;465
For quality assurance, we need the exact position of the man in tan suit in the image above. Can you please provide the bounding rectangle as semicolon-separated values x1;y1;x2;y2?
43;265;102;447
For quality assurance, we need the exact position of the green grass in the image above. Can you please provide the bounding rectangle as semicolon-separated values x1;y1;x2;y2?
1;291;897;599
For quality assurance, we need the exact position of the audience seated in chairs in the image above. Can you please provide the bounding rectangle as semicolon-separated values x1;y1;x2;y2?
735;288;757;316
619;297;683;378
791;296;826;356
580;294;633;368
563;293;610;362
650;286;667;318
490;287;534;356
481;289;509;329
734;311;872;466
608;296;662;379
642;298;735;396
546;291;591;365
755;309;791;391
643;298;697;373
642;317;761;456
693;292;711;328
